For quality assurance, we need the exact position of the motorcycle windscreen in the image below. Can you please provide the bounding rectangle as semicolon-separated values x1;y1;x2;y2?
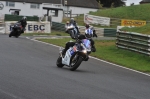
67;24;74;30
81;39;91;49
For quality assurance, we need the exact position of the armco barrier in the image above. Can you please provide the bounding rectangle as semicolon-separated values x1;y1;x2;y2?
52;22;65;31
104;28;116;37
116;31;150;56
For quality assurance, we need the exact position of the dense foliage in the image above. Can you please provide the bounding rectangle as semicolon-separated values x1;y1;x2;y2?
96;0;125;7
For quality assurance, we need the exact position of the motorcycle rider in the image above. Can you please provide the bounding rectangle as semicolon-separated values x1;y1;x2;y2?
69;18;80;34
85;23;97;37
65;21;70;33
62;24;96;61
18;16;27;33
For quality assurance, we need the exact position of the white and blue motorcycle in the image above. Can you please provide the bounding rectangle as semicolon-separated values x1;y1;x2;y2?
66;24;79;39
56;39;91;71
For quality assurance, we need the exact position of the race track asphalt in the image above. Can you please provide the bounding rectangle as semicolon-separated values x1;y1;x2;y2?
0;34;150;99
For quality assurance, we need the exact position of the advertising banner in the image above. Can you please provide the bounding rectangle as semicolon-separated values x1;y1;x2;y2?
5;21;51;34
121;19;146;27
84;14;110;26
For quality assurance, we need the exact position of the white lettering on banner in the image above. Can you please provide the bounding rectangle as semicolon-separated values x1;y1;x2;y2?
84;14;110;26
5;21;51;34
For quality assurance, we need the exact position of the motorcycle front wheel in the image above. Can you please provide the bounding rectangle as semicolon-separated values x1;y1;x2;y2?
56;56;64;68
69;30;75;39
70;56;83;71
15;35;19;38
9;32;13;37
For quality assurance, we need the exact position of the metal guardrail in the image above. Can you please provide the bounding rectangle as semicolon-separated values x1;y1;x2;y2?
52;22;65;31
104;29;116;37
116;31;150;56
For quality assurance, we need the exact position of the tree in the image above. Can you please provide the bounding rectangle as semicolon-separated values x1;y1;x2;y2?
96;0;103;8
96;0;125;7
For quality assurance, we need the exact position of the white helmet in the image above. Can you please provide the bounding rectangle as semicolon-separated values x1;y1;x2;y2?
70;18;74;23
22;16;27;20
85;28;93;38
71;18;74;21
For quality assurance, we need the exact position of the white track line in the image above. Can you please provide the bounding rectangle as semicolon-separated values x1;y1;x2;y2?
0;89;22;99
26;37;150;77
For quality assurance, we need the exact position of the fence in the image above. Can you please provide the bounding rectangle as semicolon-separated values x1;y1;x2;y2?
104;28;116;37
116;31;150;56
5;14;39;21
52;22;65;31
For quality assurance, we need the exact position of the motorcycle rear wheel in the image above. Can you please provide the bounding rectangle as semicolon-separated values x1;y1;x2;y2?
56;56;64;68
70;56;83;71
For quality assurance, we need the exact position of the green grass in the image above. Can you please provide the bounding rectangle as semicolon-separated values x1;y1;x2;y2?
90;4;150;20
63;4;150;32
37;38;150;73
89;4;150;33
22;30;70;36
63;14;85;26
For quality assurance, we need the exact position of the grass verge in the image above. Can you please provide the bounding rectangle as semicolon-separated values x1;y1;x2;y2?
36;38;150;73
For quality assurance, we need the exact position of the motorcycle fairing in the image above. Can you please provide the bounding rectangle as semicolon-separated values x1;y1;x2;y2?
62;47;75;66
81;39;91;49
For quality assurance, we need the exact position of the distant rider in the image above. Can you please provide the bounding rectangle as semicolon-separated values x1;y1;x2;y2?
69;18;80;34
65;21;70;33
18;16;27;33
85;23;97;38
